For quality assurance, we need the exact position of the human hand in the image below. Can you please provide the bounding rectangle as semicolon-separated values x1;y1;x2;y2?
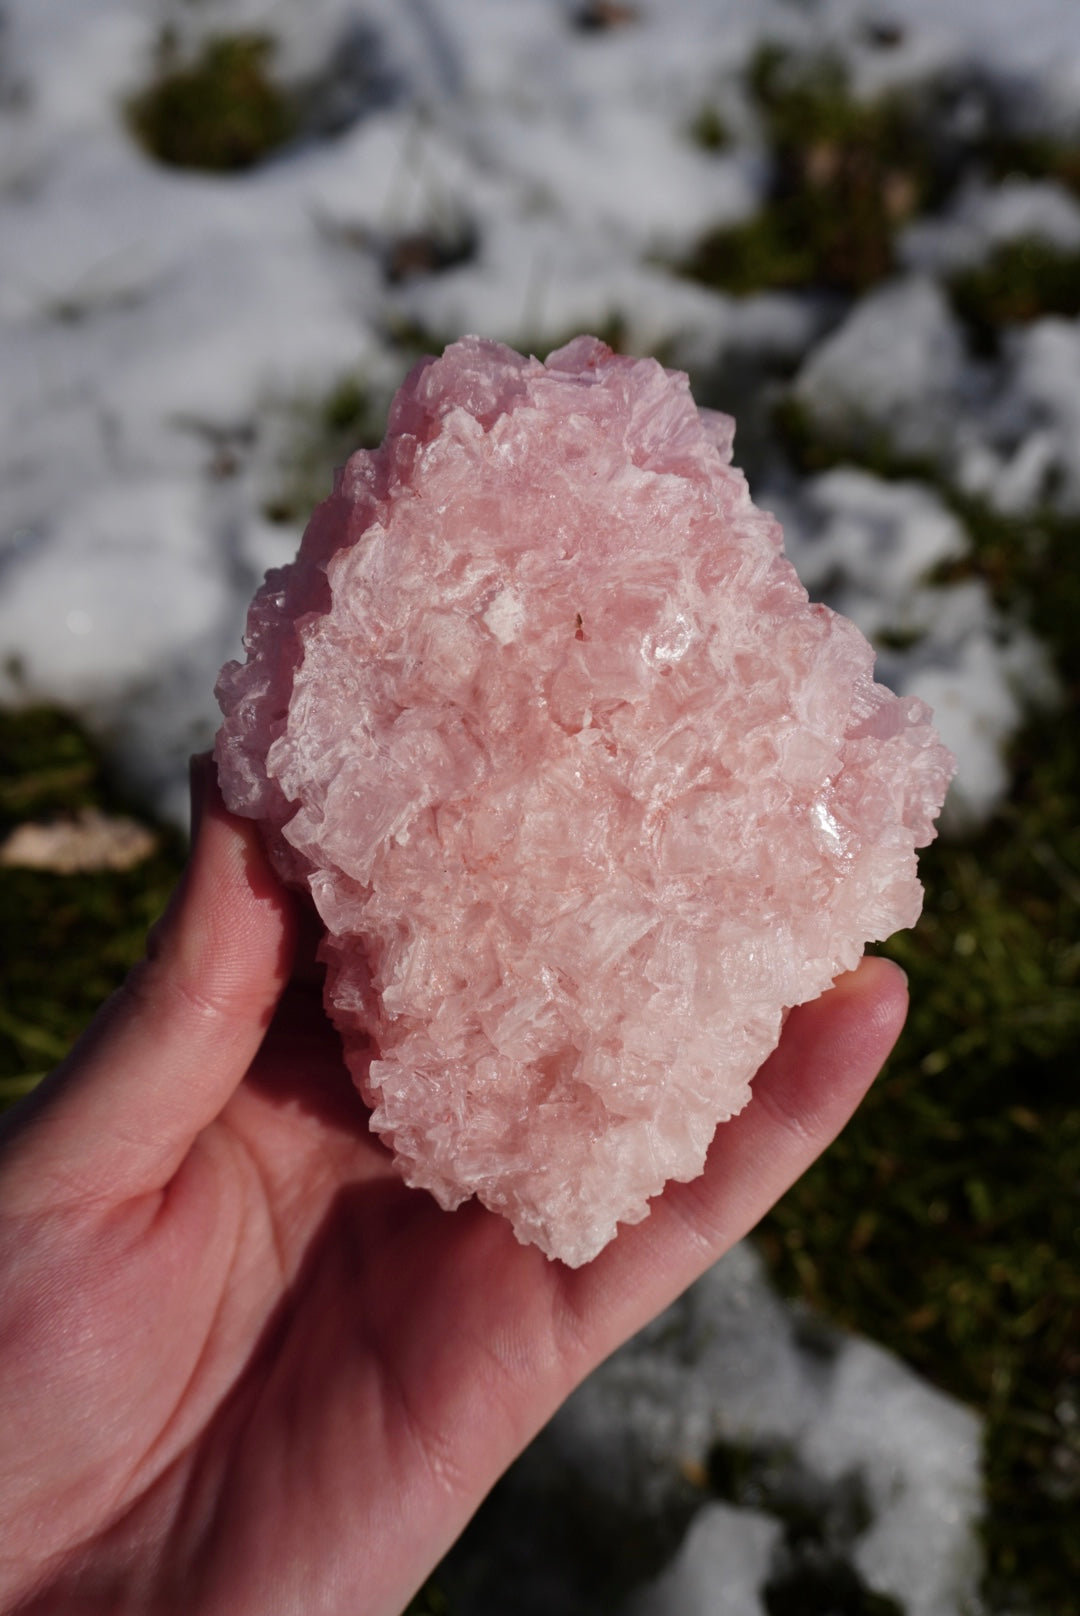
0;758;907;1615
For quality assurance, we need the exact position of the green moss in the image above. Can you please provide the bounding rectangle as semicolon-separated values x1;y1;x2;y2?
766;1564;905;1616
872;625;927;654
708;1439;904;1614
264;372;388;526
681;213;823;297
709;1439;872;1540
982;128;1080;199
402;1579;452;1615
688;104;732;153
382;220;479;286
761;393;1080;1611
678;48;944;296
318;374;380;439
125;31;297;172
774;393;1080;674
949;236;1080;353
536;311;635;359
0;709;185;1104
760;758;1080;1609
771;395;933;481
570;2;640;33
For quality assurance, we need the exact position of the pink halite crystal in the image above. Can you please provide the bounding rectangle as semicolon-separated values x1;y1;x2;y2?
215;336;953;1267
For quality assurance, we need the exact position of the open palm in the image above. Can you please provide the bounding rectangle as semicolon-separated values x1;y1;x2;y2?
0;762;907;1616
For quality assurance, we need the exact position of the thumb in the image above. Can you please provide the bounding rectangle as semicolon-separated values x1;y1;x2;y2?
0;757;296;1209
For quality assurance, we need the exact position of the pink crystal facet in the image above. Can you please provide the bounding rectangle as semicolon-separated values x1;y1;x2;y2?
215;336;954;1267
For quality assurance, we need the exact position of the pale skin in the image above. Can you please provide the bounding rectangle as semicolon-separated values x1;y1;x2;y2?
0;759;908;1615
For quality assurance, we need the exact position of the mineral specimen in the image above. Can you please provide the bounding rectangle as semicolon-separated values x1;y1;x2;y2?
215;336;954;1266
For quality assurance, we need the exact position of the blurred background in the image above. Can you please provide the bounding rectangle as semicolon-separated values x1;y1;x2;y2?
0;1;1077;1611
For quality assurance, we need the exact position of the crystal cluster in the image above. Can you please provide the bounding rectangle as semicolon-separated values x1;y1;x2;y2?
215;336;954;1266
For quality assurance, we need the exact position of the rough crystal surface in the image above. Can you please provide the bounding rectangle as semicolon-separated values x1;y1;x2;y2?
215;336;954;1267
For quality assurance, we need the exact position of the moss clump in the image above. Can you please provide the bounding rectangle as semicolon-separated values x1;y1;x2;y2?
538;311;635;360
708;1439;904;1615
687;103;732;153
771;394;935;482
678;47;943;296
949;236;1080;353
264;373;388;526
766;1563;905;1616
761;744;1080;1610
761;396;1080;1612
774;393;1080;653
982;129;1080;199
126;31;297;173
680;213;821;298
570;1;640;33
0;709;185;1106
382;220;479;286
402;1580;452;1615
434;1449;701;1615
